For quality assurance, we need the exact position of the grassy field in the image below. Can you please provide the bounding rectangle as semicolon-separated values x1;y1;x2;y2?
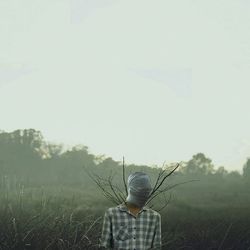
1;130;250;249
0;183;250;250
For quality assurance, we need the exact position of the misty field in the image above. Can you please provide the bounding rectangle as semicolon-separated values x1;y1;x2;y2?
1;179;250;250
1;129;250;249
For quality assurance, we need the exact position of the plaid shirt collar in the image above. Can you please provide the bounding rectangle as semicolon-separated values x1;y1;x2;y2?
117;202;149;213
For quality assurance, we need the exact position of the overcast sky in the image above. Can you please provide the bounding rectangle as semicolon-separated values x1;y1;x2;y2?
1;0;250;172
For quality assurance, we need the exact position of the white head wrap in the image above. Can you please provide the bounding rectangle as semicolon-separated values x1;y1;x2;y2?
126;172;152;208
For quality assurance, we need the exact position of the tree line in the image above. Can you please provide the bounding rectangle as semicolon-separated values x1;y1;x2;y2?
0;129;250;187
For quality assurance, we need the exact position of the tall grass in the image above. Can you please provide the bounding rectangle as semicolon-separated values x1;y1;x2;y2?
0;176;102;249
0;175;250;249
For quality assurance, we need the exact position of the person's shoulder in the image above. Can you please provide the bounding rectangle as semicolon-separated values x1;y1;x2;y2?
104;204;123;214
145;207;161;218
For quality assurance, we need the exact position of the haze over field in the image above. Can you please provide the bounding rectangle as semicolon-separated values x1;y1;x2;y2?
1;0;250;171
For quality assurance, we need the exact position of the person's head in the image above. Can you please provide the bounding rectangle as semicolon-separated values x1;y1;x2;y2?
125;172;152;208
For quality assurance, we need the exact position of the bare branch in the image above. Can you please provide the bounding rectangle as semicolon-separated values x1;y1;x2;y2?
150;162;166;198
123;156;128;196
83;166;120;205
157;192;172;212
148;163;180;201
84;160;196;212
107;175;124;204
146;179;199;205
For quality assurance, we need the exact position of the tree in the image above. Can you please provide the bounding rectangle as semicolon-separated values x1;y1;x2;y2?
215;166;228;178
243;158;250;181
47;143;64;158
227;170;241;179
0;129;45;174
183;153;215;176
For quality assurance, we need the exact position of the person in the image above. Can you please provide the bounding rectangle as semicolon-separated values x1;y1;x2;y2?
99;172;162;250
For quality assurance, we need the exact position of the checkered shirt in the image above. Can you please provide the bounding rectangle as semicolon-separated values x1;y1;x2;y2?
99;202;161;250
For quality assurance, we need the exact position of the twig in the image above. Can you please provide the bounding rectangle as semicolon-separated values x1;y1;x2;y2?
123;156;128;196
218;223;233;250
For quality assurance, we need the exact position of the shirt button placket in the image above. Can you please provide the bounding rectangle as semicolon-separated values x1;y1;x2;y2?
132;217;136;249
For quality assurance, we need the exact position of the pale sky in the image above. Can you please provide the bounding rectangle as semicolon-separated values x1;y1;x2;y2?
1;0;250;172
